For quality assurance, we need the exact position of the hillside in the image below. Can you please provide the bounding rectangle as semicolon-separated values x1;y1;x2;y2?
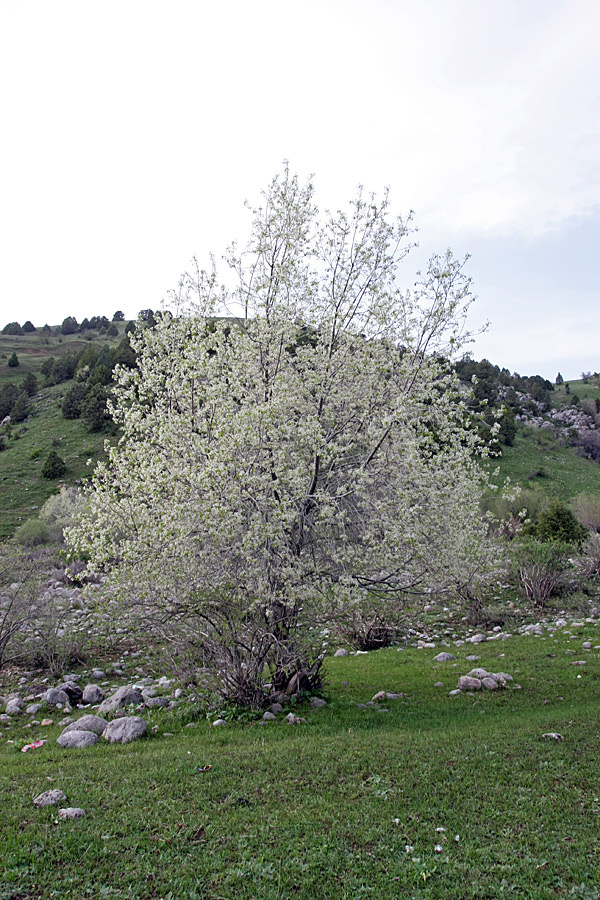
1;317;599;541
0;319;131;540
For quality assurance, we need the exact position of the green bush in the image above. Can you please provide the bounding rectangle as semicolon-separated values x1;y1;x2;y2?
13;518;50;546
534;498;587;543
8;351;19;368
2;322;23;335
42;450;67;479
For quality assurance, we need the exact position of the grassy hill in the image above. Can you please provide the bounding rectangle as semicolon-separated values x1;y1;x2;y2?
1;323;599;541
0;323;128;540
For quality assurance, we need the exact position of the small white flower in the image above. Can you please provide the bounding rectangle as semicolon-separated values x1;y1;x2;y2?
434;844;443;853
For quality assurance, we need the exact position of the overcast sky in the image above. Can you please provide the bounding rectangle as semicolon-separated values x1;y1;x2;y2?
1;0;598;380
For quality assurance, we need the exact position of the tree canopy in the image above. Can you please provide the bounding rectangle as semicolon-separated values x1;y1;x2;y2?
68;167;500;705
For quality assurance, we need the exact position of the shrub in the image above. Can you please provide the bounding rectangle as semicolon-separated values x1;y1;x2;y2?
60;316;78;335
534;498;587;544
22;371;38;397
22;320;36;333
2;322;23;335
107;323;119;337
572;493;600;533
61;382;87;419
14;518;50;547
10;391;29;423
513;539;573;608
42;450;67;479
38;486;84;541
8;351;19;368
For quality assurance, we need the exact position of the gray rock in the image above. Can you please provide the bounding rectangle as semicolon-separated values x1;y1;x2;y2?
286;713;307;724
212;718;227;727
5;699;24;715
262;711;276;721
465;655;480;661
97;685;143;716
433;652;456;662
82;684;105;704
434;682;445;687
467;668;490;679
457;676;482;691
481;677;499;690
270;702;284;714
56;682;83;705
448;689;462;696
542;732;564;741
61;714;108;736
333;648;348;657
102;716;147;744
468;634;486;644
385;692;403;700
144;696;170;708
26;703;43;715
33;789;67;808
57;730;99;749
91;668;106;680
310;697;326;708
44;688;70;708
58;807;86;819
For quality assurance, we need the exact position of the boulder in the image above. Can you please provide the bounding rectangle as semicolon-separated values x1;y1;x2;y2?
481;677;499;690
262;711;276;721
57;730;99;749
97;685;143;716
433;652;456;662
466;668;490;679
58;807;86;819
333;648;348;657
33;789;67;808
310;697;327;708
61;715;108;736
102;716;147;744
44;688;70;708
82;684;105;704
5;698;24;716
144;696;170;709
56;682;83;705
457;676;482;691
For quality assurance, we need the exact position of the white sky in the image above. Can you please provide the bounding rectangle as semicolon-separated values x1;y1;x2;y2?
1;0;598;380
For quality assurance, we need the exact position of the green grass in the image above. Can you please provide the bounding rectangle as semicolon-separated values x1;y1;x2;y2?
0;383;110;539
490;427;600;502
0;324;127;381
552;378;600;410
2;625;600;898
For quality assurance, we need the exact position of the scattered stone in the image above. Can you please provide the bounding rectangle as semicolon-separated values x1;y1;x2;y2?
572;661;587;666
97;685;143;716
61;715;108;736
433;652;456;662
310;697;327;708
481;677;499;691
82;684;105;704
58;807;86;819
467;634;486;644
102;717;147;744
465;655;480;662
26;703;43;715
144;696;170;708
91;668;106;680
448;689;462;696
57;730;99;749
57;682;83;705
372;691;386;702
542;732;564;741
212;719;227;727
41;719;54;727
44;688;70;708
466;668;490;679
582;642;592;650
434;682;445;688
333;648;348;657
270;702;284;714
5;699;24;716
262;711;276;721
33;789;67;808
457;676;481;691
286;713;307;724
57;717;74;727
555;618;567;628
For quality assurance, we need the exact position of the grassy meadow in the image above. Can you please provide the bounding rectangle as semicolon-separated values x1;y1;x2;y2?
2;617;600;899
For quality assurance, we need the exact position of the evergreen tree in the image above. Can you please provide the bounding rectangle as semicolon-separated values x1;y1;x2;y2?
8;352;19;368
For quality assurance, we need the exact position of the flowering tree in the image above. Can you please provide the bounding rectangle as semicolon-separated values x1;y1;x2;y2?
67;167;500;706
